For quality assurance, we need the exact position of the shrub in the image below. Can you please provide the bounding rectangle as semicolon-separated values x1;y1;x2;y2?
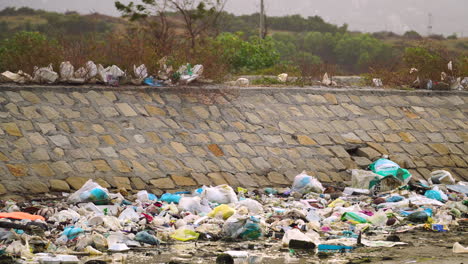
215;32;280;72
0;31;62;73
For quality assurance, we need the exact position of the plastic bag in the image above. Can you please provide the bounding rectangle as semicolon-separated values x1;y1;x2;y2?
341;212;367;224
282;229;314;247
91;232;108;250
291;171;324;194
160;193;181;204
1;70;32;84
59;62;74;81
62;226;84;240
33;64;59;84
373;78;383;87
369;159;412;181
223;215;248;238
351;169;383;189
429;170;455;185
235;78;249;86
239;216;262;240
369;159;412;191
67;180;109;205
208;204;235;220
136;190;157;203
118;207;139;222
85;61;98;80
424;189;447;202
453;242;468;253
236;199;263;214
134;64;148;81
277;73;288;83
203;185;238;204
135;231;159;245
368;210;388;227
178;196;210;214
171;229;200;242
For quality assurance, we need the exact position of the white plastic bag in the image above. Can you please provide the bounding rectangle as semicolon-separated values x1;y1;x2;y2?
67;180;109;204
85;61;98;80
368;210;388;227
178;196;211;214
453;242;468;253
60;61;74;81
1;71;32;84
235;199;263;214
277;73;288;83
118;207;139;223
282;229;315;247
235;78;249;86
373;78;383;87
203;185;238;204
291;171;324;194
322;72;331;86
134;64;148;80
33;64;59;83
351;169;382;189
430;170;455;185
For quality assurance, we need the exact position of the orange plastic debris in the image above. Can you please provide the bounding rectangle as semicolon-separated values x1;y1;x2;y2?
0;212;45;221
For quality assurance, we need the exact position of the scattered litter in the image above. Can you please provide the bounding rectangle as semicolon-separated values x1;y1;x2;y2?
277;73;288;83
373;78;383;87
0;162;464;262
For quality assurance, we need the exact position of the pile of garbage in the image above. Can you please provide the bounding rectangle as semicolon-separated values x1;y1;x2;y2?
0;58;204;87
0;158;466;263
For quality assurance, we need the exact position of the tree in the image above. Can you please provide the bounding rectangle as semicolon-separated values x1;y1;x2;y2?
115;0;227;49
403;30;422;40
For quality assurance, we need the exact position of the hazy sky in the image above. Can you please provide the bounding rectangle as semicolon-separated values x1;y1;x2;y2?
1;0;467;35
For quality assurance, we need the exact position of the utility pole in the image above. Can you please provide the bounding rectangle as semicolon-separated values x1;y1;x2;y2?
427;13;433;36
259;0;266;39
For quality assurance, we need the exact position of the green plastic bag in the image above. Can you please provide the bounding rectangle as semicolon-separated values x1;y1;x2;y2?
341;212;367;224
171;229;200;242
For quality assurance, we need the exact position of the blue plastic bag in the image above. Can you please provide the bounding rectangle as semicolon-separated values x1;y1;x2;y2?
386;196;404;203
160;193;181;204
63;226;84;240
425;190;445;202
135;231;160;245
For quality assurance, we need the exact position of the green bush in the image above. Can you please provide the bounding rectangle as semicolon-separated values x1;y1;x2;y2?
0;31;62;73
403;46;446;79
215;32;280;72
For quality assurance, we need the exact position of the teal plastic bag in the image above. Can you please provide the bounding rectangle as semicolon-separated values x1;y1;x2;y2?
368;159;412;189
240;217;262;240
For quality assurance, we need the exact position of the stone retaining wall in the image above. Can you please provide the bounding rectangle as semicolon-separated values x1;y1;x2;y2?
0;85;466;194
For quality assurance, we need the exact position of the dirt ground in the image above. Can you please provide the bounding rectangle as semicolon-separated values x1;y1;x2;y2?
78;229;467;264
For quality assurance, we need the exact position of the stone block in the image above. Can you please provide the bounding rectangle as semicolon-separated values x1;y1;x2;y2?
2;123;22;137
113;176;131;189
170;142;188;154
92;160;112;172
49;135;71;147
49;179;70;192
171;175;197;186
267;172;289;185
113;160;132;173
297;135;317;145
6;164;28;177
66;176;88;189
31;163;54;177
150;178;175;189
23;181;49;193
131;177;147;190
208;144;224;157
356;147;381;160
116;103;138;116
